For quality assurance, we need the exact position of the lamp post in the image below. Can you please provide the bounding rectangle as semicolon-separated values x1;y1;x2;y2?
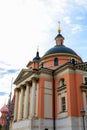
80;109;85;130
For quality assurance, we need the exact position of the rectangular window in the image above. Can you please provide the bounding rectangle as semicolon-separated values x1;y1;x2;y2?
86;95;87;104
85;77;87;85
61;97;66;112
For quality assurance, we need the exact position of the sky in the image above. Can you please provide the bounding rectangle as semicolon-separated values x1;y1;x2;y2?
0;0;87;110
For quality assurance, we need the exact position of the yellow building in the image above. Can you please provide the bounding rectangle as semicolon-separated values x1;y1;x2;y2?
12;24;87;130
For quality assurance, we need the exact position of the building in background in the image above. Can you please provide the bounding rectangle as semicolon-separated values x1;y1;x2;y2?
0;104;8;129
0;94;15;130
12;23;87;130
9;94;15;130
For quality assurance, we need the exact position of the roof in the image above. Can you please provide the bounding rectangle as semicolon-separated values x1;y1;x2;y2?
0;104;8;113
33;51;40;61
55;33;64;40
44;45;78;56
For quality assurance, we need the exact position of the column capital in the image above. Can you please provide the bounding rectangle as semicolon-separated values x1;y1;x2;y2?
14;87;20;91
25;81;32;86
20;84;25;89
31;77;38;83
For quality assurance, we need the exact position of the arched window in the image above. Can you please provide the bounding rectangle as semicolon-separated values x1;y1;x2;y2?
59;78;65;87
54;58;58;66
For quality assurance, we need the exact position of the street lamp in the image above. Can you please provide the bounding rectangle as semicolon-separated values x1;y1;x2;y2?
80;109;85;130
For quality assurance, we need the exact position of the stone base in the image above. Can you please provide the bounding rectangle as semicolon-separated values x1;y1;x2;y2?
12;118;53;130
12;117;87;130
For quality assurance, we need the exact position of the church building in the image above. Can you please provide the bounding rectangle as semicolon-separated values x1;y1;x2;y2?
12;23;87;130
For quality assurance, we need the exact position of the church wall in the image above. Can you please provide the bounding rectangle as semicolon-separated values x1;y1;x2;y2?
38;76;53;119
38;78;44;118
55;70;68;118
34;62;39;69
66;72;78;116
44;81;52;118
75;72;85;115
12;119;53;130
55;68;80;118
27;62;39;69
56;116;83;130
29;63;34;69
12;119;32;130
41;54;82;70
55;75;67;118
41;55;70;69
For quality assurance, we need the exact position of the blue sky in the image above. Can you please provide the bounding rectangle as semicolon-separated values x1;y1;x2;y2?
0;0;87;109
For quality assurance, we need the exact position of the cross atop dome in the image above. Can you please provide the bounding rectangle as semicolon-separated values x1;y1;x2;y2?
55;22;64;46
37;45;39;52
58;21;61;34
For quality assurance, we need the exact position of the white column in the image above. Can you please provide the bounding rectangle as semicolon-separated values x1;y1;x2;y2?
29;86;31;117
24;82;29;119
18;86;24;120
35;83;38;117
65;93;67;111
14;89;19;121
30;79;36;118
83;91;87;112
58;94;61;113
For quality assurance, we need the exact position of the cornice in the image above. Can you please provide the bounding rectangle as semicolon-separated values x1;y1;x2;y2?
40;53;82;61
14;69;39;85
80;83;87;92
75;62;87;71
54;62;75;76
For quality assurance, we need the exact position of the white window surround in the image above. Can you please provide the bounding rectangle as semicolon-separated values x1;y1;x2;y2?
57;79;67;118
83;76;87;85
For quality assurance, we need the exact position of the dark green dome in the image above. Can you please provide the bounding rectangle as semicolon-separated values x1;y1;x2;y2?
44;45;78;56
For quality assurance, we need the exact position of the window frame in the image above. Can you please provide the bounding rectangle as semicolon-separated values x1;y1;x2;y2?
54;57;58;66
61;97;66;112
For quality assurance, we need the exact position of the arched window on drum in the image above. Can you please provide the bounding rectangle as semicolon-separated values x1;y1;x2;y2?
54;58;58;66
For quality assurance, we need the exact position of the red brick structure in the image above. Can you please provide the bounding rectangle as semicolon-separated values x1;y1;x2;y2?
0;104;8;127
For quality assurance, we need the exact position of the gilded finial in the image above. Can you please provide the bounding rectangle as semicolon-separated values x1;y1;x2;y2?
58;21;61;33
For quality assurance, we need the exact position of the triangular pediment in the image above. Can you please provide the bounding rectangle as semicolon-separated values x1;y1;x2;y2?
14;68;33;84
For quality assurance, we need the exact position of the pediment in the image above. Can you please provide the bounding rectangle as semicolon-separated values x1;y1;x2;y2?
14;68;32;85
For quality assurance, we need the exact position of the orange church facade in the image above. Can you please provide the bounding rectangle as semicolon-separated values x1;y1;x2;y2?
12;24;87;130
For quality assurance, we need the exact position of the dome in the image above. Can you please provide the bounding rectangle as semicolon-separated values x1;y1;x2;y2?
44;45;78;56
44;24;80;58
33;51;40;61
0;104;8;113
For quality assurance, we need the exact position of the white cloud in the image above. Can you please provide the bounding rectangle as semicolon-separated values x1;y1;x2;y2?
71;24;82;34
63;16;71;24
76;16;84;20
75;0;87;9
